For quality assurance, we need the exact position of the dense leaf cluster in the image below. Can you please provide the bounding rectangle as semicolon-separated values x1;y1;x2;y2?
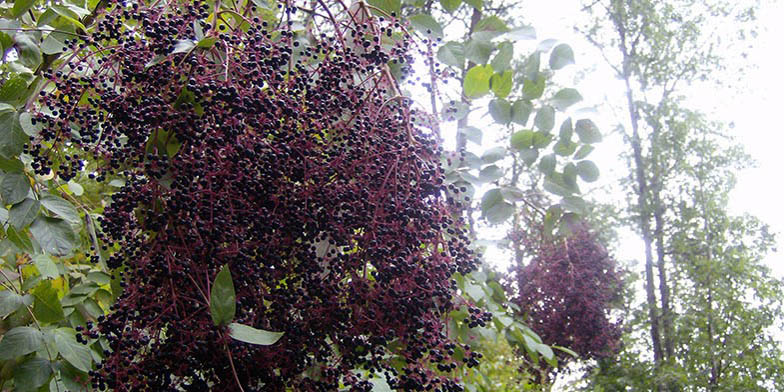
28;0;480;390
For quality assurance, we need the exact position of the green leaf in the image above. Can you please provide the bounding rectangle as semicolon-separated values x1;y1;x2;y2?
210;264;236;326
554;140;577;156
575;119;602;143
500;186;524;201
522;76;545;100
538;154;556;176
50;5;88;31
13;357;52;391
409;14;443;39
40;194;80;224
439;0;462;13
6;225;34;253
574;145;594;159
1;172;31;205
54;328;93;372
534;105;555;132
33;255;59;279
0;327;44;360
559;118;574;140
549;43;574;70
488;99;511;124
463;0;482;10
368;0;401;15
11;0;35;18
33;280;64;324
0;75;29;105
476;16;509;33
576;160;600;182
560;195;587;214
0;109;28;158
0;156;24;172
463;65;493;98
510;130;534;150
464;38;493;65
512;100;533;125
0;290;26;318
172;39;196;54
460;126;482;145
551;88;582;111
563;163;578;188
503;26;536;41
490;70;513;98
522;52;540;80
30;216;77;256
9;198;39;229
197;36;218;49
490;42;513;72
479;165;503;183
537;38;558;52
481;146;506;163
480;189;514;224
437;42;464;69
14;34;43;69
543;173;576;197
228;323;283;345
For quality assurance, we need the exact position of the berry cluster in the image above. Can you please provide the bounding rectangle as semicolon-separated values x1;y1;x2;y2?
30;1;478;390
509;224;622;362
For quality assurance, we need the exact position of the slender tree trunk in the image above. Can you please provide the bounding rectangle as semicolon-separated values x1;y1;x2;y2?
625;78;665;372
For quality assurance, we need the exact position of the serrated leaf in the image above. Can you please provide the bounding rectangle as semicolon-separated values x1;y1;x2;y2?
439;0;462;13
40;194;80;224
512;100;533;125
51;5;88;31
409;14;443;38
575;119;601;143
12;0;36;17
197;36;218;48
6;225;34;253
0;327;44;360
30;216;77;256
551;88;582;111
463;65;493;98
490;70;513;98
13;357;52;391
549;43;574;70
228;323;283;345
576;160;599;182
8;198;39;229
0;109;28;158
560;195;587;214
210;264;236;326
1;172;31;204
33;280;64;323
437;42;464;69
54;328;93;372
534;105;555;132
491;42;513;72
488;98;512;124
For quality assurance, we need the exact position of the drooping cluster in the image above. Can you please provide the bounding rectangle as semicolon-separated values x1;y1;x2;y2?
509;224;622;362
30;1;478;390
